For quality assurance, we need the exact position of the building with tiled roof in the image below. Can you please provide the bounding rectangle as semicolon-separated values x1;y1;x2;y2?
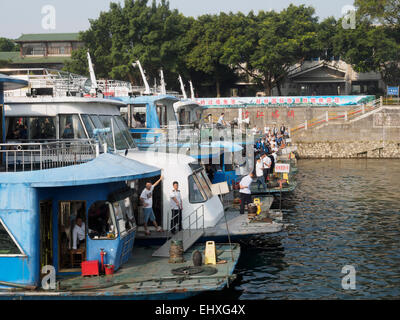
0;33;84;69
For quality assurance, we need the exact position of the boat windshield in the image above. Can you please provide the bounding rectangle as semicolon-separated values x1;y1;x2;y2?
188;174;208;203
81;114;136;150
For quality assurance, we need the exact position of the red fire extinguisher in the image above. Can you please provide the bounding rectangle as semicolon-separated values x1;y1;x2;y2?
100;248;107;274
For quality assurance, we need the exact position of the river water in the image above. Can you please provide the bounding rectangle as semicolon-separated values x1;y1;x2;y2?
201;159;400;300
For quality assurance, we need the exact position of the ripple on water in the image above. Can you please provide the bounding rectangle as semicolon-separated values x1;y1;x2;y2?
232;159;400;300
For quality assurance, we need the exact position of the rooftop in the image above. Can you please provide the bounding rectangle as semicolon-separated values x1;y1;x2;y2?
15;33;81;43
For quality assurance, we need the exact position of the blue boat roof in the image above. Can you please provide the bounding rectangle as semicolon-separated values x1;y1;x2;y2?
112;95;179;105
0;74;28;91
0;153;161;187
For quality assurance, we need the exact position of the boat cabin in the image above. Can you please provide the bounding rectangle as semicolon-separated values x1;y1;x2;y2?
0;152;161;289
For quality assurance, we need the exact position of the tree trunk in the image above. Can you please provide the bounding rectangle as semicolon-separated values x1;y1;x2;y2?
216;78;221;98
277;83;282;96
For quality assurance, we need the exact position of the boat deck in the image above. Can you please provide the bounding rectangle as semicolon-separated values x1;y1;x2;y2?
204;210;283;239
0;244;240;300
250;181;298;195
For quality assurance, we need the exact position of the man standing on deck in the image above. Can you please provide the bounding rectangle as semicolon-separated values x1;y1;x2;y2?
170;181;183;234
262;153;272;182
239;171;256;215
141;176;164;236
255;157;267;191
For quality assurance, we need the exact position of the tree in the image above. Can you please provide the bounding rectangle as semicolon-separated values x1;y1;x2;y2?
333;19;400;86
184;13;239;97
355;0;400;26
222;5;319;96
0;38;18;52
64;0;191;91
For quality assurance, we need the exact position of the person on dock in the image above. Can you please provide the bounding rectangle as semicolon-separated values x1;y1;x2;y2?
141;176;164;236
170;181;183;235
239;171;256;215
255;157;267;191
217;113;226;129
262;153;272;182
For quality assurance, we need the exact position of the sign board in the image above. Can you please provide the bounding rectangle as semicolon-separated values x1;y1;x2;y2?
286;138;292;143
275;163;291;173
195;95;375;108
211;182;230;196
387;86;399;96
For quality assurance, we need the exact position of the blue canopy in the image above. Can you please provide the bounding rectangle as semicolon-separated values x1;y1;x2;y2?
0;153;161;187
111;95;179;105
0;74;28;91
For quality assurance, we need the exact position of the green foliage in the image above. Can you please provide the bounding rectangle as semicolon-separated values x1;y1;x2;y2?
0;38;18;52
355;0;400;26
221;5;319;95
63;0;400;95
332;1;400;85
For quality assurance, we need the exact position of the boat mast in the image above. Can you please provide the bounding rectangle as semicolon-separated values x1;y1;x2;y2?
189;80;195;100
178;75;187;100
160;69;167;95
132;61;151;95
87;51;98;96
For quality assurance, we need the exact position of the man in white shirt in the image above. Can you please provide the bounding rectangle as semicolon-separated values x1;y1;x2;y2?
141;176;163;236
72;217;86;250
239;171;256;215
262;153;272;182
255;157;267;191
170;181;183;234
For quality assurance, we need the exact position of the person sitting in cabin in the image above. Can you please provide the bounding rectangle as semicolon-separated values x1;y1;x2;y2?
140;176;164;236
217;113;226;129
72;217;86;250
170;181;183;234
239;171;256;215
62;122;74;139
255;156;267;191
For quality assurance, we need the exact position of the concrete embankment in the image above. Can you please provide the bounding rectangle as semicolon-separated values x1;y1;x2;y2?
292;106;400;159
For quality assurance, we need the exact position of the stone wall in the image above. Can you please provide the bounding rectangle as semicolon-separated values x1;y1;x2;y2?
292;107;400;159
295;141;400;159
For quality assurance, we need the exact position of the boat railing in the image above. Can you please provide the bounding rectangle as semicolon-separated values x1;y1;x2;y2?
0;139;98;173
168;205;205;239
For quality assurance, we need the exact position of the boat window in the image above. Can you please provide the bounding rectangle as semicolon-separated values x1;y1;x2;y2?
88;201;118;240
188;174;207;203
196;170;214;199
0;218;24;256
113;116;136;148
110;117;130;150
6;117;56;141
59;114;87;139
131;105;146;128
81;114;96;138
112;197;136;236
89;115;114;147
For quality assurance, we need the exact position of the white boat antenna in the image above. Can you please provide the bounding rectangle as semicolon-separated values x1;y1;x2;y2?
160;69;167;95
178;75;187;100
87;51;98;95
189;80;195;100
132;61;151;95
